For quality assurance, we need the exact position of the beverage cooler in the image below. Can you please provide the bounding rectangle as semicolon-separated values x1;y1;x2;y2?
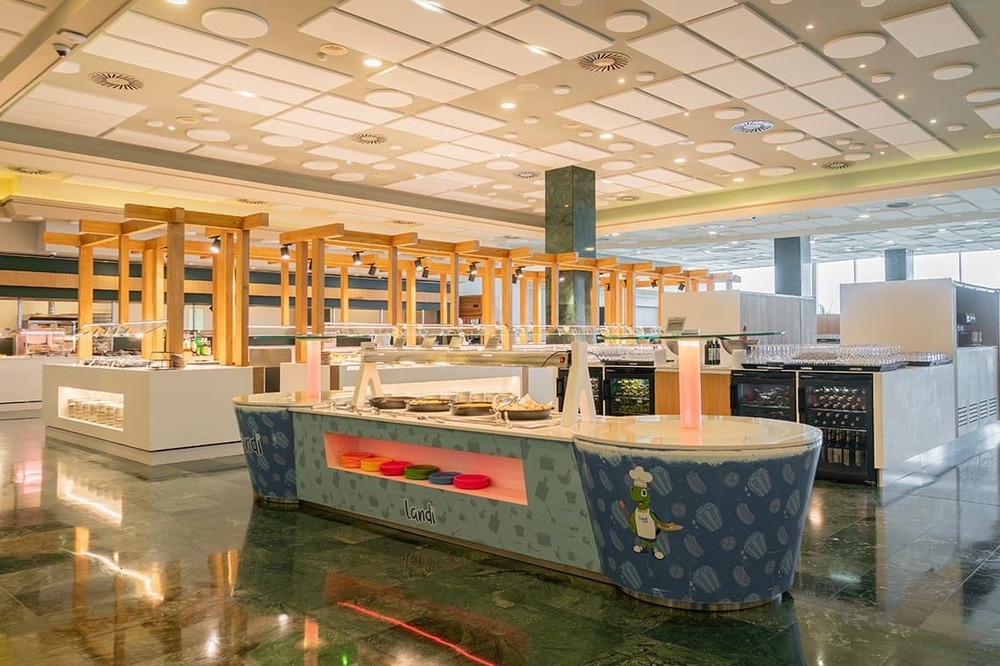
730;370;797;422
604;364;655;416
556;366;604;415
799;373;876;484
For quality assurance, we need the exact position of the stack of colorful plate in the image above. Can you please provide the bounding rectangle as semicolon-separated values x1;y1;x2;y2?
360;456;391;472
453;474;491;490
340;452;374;468
378;460;412;476
403;464;439;480
428;471;461;485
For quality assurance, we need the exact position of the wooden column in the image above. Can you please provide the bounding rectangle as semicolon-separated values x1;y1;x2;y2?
591;268;599;327
165;210;185;356
141;249;155;358
280;259;291;326
481;260;494;323
518;272;528;343
339;266;350;322
531;277;542;342
549;265;559;327
608;271;619;325
117;235;130;323
439;273;448;324
212;245;222;364
219;234;235;365
500;259;512;349
450;255;459;325
625;272;635;328
294;242;308;362
311;238;325;334
405;267;417;345
658;280;667;329
235;230;250;366
153;247;165;354
388;247;401;326
77;245;94;359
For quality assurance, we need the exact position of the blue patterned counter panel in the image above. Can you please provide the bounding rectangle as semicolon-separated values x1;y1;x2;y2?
293;412;601;573
574;439;821;606
234;403;297;501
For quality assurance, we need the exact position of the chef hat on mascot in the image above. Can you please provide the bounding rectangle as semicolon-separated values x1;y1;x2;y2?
629;465;653;488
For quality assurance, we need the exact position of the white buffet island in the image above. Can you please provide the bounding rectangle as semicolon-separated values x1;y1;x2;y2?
43;364;253;465
0;356;77;409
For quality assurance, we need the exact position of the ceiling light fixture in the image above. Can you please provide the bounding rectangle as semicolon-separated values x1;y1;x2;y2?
237;90;256;98
500;102;517;110
368;263;377;276
166;0;188;5
599;132;613;140
413;0;443;12
414;257;424;270
897;93;906;100
422;266;430;279
805;23;815;30
352;251;362;266
209;236;221;254
558;274;566;282
930;118;937;124
673;158;687;164
858;63;867;69
363;57;383;67
280;244;290;260
469;261;478;276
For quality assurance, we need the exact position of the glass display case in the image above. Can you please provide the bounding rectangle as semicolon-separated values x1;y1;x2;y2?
730;370;798;422
58;387;125;431
15;328;69;356
604;367;655;416
799;373;876;483
79;320;166;358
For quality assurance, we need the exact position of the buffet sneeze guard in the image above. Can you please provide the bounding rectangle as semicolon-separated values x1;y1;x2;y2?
351;340;598;426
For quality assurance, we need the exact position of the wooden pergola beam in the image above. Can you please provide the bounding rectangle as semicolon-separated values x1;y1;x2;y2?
277;223;346;245
79;220;121;235
124;204;268;231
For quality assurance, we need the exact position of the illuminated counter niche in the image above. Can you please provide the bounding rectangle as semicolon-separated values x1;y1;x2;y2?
323;432;528;505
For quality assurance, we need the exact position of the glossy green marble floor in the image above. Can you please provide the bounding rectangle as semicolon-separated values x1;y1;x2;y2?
2;417;1000;665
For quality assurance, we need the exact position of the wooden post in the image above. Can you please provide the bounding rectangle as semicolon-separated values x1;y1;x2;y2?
212;245;222;363
235;229;250;366
405;267;417;345
439;273;448;325
165;210;185;356
531;277;542;342
625;271;635;328
294;242;308;363
117;235;129;323
549;265;560;327
141;249;155;358
607;271;618;325
500;258;512;349
153;247;165;354
311;238;325;334
339;266;350;322
591;268;599;327
388;247;401;326
220;233;235;365
658;279;667;329
518;271;528;344
77;245;94;359
450;255;459;325
280;259;291;326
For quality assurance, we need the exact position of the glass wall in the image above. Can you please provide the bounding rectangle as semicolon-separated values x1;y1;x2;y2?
959;250;1000;289
733;266;775;294
815;260;855;314
913;253;961;281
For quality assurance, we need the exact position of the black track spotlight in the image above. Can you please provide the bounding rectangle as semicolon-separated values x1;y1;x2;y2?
209;236;221;254
515;266;524;279
307;258;313;271
368;263;377;277
414;257;423;270
678;282;686;292
352;251;362;266
469;261;478;276
651;278;658;288
468;271;476;283
280;244;291;260
421;266;430;279
511;273;518;285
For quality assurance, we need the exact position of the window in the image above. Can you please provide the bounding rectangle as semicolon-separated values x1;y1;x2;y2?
914;253;960;280
733;266;774;294
815;260;854;314
960;250;1000;289
855;257;885;283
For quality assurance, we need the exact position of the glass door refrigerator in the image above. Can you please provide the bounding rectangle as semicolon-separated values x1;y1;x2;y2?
556;366;604;415
604;364;655;416
798;373;876;484
730;370;798;421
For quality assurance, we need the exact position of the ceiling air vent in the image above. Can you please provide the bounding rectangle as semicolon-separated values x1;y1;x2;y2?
822;160;854;170
393;220;417;226
886;201;913;209
617;194;640;202
351;132;387;145
516;170;540;180
89;71;144;91
237;197;268;205
7;165;51;175
319;43;348;56
731;120;774;134
578;52;631;72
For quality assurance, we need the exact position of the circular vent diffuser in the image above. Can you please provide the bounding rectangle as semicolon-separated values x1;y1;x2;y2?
617;194;640;202
7;165;51;175
351;132;387;145
237;197;268;205
516;170;540;180
578;52;631;72
89;72;144;91
394;220;417;226
822;160;854;170
885;201;913;209
731;120;775;134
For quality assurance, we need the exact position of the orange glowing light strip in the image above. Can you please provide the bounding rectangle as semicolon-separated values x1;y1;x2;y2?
338;602;496;666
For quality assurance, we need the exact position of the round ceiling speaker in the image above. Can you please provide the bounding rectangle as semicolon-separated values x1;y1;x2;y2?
605;11;648;33
364;89;413;108
933;64;974;81
696;141;735;153
201;9;269;39
762;130;806;144
759;166;795;177
823;33;887;59
714;107;746;120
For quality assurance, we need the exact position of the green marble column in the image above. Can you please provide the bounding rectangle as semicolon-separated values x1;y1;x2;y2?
545;166;596;328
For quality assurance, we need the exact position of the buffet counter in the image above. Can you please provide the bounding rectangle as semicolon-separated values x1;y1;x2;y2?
0;356;76;408
44;364;253;464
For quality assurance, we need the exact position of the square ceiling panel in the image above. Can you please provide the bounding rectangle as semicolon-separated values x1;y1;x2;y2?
102;128;199;153
405;50;513;90
431;170;492;186
634;167;688;183
868;122;934;145
433;0;528;24
308;144;385;164
643;184;688;197
82;35;218;79
340;0;475;44
798;76;877;110
193;145;274;166
454;134;527;155
605;174;660;189
2;109;105;136
483;199;531;210
279;108;371;134
7;97;125;134
692;62;780;98
974;102;1000;130
108;12;246;63
386;116;469;141
387;177;457;195
748;45;841;87
2;0;45;33
517;149;573;168
206;69;318;105
251;118;343;144
418;106;506;133
437;190;492;203
425;143;494;163
787;112;856;138
698;154;761;173
744;89;821;120
398;151;469;169
596;180;628;194
543;141;613;162
615;122;686;146
555;102;638;131
779;138;839;160
673;179;724;192
370;66;472;103
448;30;559;76
643;77;728;110
596;90;681;120
183;83;289;115
628;27;731;74
29;82;145;118
882;4;978;58
638;0;737;24
688;6;794;58
896;140;954;159
299;10;428;63
837;101;907;129
306;96;401;125
233;51;352;92
493;6;612;59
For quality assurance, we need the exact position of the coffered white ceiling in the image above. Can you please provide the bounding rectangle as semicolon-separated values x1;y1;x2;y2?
1;0;1000;275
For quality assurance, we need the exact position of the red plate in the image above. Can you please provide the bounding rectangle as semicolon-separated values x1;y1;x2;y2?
453;473;491;490
379;460;413;476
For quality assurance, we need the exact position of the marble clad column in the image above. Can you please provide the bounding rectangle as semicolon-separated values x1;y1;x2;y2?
774;236;812;296
884;248;914;281
545;165;596;327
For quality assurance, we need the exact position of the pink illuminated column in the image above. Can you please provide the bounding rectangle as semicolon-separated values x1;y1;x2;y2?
677;339;702;430
304;338;322;402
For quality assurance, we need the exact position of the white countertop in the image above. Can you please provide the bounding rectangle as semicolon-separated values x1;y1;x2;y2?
655;364;733;374
572;415;821;452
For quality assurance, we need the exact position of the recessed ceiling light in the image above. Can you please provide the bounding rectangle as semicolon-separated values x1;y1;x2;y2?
733;177;745;183
500;102;517;109
237;90;257;98
599;132;613;140
617;78;625;84
897;93;906;100
673;157;686;164
527;45;549;56
859;214;870;219
805;24;815;30
858;63;867;69
414;0;444;12
363;58;383;67
929;118;937;124
166;0;188;5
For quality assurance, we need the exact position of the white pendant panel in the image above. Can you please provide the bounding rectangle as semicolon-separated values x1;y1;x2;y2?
881;4;978;58
2;109;106;137
233;51;352;91
2;0;45;33
251;119;344;144
386;117;470;141
431;170;492;186
542;141;613;162
868;123;934;145
605;174;660;189
748;46;841;87
688;6;794;58
448;30;560;76
779;138;840;160
454;134;528;155
744;89;821;120
643;184;688;197
299;10;428;62
82;35;219;79
596;180;629;194
798;76;877;110
306;96;401;125
183;83;289;116
673;179;723;192
108;12;247;63
434;0;527;24
192;145;275;165
102;128;200;152
615;123;686;146
837;101;907;129
692;62;780;98
555;102;638;131
307;144;385;165
517;149;574;168
642;77;728;110
278;108;372;135
633;167;688;183
628;27;731;74
638;0;737;24
697;154;761;173
596;90;681;120
398;152;469;169
425;143;494;163
207;69;318;105
405;50;513;91
786;112;856;138
896;140;954;159
387;177;458;195
974;102;1000;130
370;66;472;103
340;0;475;44
12;97;128;132
30;83;146;118
417;106;506;133
493;6;612;59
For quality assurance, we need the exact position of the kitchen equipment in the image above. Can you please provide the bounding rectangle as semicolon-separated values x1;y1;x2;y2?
604;364;655;416
556;365;604;415
370;396;412;410
405;398;451;412
450;402;494;416
730;370;798;422
499;407;552;421
799;372;876;484
957;312;982;347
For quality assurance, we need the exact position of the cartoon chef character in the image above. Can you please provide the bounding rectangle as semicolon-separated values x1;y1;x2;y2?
620;465;682;559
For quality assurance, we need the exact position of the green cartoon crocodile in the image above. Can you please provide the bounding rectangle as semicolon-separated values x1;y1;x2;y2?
620;465;682;559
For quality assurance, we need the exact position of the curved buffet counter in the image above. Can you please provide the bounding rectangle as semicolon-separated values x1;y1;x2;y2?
233;389;821;610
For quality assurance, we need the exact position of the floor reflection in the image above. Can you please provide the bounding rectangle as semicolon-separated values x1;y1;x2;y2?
0;419;998;664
